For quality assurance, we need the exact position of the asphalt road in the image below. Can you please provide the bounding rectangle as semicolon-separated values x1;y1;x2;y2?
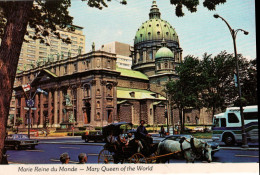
6;137;259;164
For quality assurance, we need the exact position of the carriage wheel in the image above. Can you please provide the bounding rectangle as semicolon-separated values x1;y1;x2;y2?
98;149;114;164
129;153;147;163
147;151;158;163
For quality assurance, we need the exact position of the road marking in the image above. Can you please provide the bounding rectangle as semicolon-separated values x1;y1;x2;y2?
8;161;23;164
50;159;78;163
25;150;44;152
87;153;99;156
59;146;80;149
235;155;259;158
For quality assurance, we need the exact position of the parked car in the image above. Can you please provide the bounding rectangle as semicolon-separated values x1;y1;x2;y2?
5;134;38;150
192;127;204;133
81;131;105;143
161;134;220;156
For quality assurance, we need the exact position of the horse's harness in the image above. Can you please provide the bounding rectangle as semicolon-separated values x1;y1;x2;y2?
179;137;208;158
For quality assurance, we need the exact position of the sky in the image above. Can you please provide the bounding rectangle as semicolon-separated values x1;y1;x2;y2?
69;0;256;60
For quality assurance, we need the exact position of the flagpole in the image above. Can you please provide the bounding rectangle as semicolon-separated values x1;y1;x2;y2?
28;91;31;139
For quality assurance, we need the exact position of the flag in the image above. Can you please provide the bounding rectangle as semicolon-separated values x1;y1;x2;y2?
36;88;48;95
22;84;31;92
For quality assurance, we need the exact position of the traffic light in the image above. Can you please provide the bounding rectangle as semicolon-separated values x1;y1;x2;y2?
164;109;168;118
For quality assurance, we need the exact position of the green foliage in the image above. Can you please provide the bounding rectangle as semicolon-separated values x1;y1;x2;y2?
78;127;86;130
165;52;257;131
166;55;202;110
238;59;257;106
15;117;23;126
94;126;102;130
200;51;237;116
170;0;226;17
67;131;85;136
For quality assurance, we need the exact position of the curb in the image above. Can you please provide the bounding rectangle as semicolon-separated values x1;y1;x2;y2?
31;136;81;139
39;141;105;146
220;147;259;151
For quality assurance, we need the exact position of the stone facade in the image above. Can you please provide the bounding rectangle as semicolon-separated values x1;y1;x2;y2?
14;50;167;129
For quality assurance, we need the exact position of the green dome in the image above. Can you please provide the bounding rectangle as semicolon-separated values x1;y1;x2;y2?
134;1;179;45
155;47;174;59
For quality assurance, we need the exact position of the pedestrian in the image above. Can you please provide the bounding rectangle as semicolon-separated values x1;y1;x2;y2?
160;125;166;137
60;152;70;164
78;153;88;164
1;148;8;164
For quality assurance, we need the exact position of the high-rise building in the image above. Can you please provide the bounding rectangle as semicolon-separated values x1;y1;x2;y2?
100;41;133;69
8;24;86;126
17;25;85;71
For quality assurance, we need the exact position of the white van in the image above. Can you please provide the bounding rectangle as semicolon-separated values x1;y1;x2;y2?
212;105;258;146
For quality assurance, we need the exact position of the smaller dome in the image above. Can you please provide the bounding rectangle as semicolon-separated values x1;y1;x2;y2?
155;47;174;59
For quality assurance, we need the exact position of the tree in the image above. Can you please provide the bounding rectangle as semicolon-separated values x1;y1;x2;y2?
200;52;257;119
200;51;237;119
15;117;23;134
166;51;257;133
234;58;257;106
0;0;226;163
169;0;226;17
166;55;202;133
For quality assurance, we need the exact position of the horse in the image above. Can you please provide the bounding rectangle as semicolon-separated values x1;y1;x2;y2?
156;137;212;163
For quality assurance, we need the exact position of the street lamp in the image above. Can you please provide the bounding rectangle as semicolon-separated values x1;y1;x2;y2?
213;14;249;148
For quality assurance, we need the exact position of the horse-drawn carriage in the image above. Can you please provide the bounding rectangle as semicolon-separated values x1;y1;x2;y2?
98;122;158;164
98;122;213;164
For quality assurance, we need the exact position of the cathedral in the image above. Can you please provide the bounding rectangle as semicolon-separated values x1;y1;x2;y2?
12;1;212;130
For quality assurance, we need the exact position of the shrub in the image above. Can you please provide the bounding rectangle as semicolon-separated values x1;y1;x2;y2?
67;131;85;136
78;127;86;131
94;127;102;130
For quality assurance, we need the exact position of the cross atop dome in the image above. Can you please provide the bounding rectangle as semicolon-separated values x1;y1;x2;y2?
149;0;161;19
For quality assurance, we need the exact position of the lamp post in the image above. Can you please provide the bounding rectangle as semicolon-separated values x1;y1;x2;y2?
213;14;249;148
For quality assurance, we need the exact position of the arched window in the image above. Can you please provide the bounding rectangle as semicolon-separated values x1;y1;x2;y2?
96;112;100;119
187;116;190;123
149;50;153;60
158;63;161;69
84;84;91;97
106;84;113;97
97;101;100;108
164;62;168;69
139;51;143;61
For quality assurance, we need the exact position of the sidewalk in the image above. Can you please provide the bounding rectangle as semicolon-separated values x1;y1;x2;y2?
31;136;81;139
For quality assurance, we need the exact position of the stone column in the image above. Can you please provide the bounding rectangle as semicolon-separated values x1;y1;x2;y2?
113;84;117;123
59;90;63;124
136;51;140;63
76;87;83;126
47;91;52;127
39;93;44;128
53;90;59;127
152;48;157;61
20;97;26;128
143;49;147;63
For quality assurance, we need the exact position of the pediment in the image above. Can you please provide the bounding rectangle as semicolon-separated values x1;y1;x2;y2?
31;69;57;86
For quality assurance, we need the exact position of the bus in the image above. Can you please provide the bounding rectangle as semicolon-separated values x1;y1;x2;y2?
212;105;258;146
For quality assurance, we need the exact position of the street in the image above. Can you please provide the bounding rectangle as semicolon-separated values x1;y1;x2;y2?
6;137;259;164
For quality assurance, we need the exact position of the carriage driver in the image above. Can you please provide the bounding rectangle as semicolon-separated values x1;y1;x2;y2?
136;120;153;145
